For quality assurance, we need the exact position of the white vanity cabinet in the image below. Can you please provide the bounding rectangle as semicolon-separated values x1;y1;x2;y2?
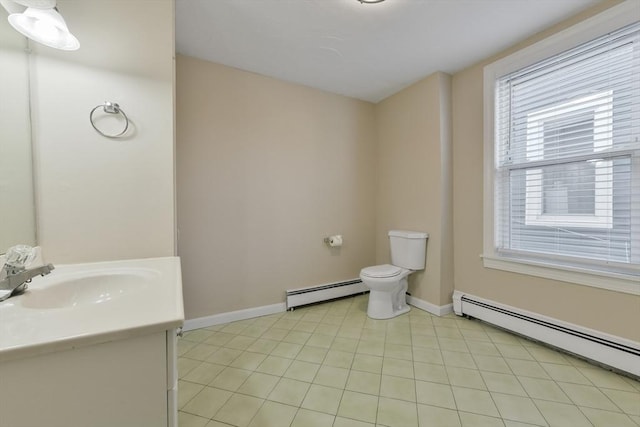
0;328;180;427
0;257;184;427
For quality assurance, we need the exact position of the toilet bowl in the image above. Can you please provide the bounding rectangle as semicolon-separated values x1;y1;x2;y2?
360;230;428;320
360;264;412;319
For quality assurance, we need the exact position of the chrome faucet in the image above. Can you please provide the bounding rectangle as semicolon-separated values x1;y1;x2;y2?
0;245;55;302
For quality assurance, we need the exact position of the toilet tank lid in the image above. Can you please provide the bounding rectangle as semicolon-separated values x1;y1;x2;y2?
388;230;428;239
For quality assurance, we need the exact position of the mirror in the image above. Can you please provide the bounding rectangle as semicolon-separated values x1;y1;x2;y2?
0;12;37;251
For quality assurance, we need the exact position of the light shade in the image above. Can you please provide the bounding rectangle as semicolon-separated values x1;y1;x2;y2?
8;6;79;50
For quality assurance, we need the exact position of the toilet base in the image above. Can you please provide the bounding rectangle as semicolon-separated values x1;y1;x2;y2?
366;288;411;320
367;301;410;319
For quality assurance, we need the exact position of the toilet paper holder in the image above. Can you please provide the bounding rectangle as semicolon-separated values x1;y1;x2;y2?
324;235;343;247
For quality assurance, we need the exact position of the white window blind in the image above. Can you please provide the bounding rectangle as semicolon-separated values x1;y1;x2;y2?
493;21;640;275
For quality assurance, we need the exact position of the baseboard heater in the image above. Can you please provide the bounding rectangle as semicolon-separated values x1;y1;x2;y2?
286;279;367;310
452;291;640;377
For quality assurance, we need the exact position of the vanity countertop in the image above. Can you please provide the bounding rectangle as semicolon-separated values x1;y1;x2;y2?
0;256;184;362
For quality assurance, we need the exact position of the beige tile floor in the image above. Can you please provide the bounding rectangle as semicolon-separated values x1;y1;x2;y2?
177;295;640;427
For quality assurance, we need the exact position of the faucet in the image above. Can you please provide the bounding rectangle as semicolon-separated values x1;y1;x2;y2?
0;245;55;302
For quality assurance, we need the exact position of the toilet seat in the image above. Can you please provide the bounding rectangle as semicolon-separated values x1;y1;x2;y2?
361;264;402;279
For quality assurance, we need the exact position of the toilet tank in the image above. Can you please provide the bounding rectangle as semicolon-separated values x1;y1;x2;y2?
388;230;428;270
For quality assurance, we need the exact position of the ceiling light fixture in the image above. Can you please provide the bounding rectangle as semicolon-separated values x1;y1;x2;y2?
357;0;385;4
3;0;79;50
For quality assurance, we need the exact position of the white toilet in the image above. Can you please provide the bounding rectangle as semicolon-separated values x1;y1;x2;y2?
360;230;428;319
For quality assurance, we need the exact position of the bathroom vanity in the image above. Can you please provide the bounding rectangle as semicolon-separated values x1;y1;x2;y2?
0;257;184;427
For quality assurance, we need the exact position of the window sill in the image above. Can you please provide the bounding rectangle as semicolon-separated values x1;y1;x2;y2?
481;255;640;296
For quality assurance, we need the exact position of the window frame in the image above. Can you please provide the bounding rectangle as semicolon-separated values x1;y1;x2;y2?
482;0;640;295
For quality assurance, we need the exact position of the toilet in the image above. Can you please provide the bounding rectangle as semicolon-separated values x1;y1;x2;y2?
360;230;428;319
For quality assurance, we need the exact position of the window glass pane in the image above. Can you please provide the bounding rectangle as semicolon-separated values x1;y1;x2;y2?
508;157;632;263
543;112;594;159
542;163;595;215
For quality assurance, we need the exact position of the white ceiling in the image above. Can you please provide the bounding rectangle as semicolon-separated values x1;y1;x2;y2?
175;0;600;103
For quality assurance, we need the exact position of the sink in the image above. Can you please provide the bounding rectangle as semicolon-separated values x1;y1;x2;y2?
0;257;185;427
0;257;183;364
19;269;158;309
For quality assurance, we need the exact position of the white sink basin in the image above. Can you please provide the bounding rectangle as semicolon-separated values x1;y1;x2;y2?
19;269;157;309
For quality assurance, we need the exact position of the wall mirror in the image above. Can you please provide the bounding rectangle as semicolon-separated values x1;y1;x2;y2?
0;13;37;252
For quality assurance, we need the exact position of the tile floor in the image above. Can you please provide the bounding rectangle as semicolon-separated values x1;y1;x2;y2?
177;295;640;427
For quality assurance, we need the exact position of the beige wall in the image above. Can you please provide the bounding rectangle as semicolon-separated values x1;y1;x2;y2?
32;0;175;263
452;0;639;341
176;55;377;319
375;72;453;307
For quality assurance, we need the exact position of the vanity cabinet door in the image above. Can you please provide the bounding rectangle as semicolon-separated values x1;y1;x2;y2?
0;332;168;427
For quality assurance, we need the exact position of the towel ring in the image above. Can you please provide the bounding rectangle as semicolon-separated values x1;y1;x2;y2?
90;102;129;138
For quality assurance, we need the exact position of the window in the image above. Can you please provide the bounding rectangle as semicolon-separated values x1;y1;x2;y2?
483;2;640;293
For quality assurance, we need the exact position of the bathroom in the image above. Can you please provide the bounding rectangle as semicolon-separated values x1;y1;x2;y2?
1;0;639;426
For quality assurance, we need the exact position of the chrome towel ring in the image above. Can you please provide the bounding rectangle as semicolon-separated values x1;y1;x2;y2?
90;101;129;138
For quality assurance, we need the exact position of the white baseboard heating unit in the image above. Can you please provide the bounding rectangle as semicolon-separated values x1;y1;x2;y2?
286;279;367;310
452;291;640;377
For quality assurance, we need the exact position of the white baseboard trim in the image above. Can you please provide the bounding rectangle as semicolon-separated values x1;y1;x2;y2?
183;302;287;331
184;295;453;331
407;295;453;317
